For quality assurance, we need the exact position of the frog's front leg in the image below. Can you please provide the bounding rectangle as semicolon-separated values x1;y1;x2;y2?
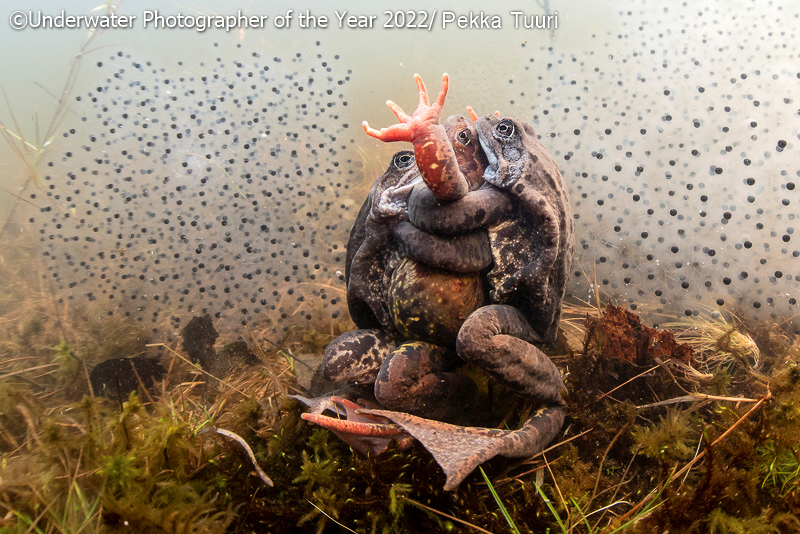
318;328;395;385
363;73;469;200
391;221;492;273
491;192;563;341
407;182;515;235
374;341;478;421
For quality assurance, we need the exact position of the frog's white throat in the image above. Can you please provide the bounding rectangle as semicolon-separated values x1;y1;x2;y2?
479;136;500;185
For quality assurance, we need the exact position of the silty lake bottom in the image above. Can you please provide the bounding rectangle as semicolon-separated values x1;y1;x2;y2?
1;0;800;531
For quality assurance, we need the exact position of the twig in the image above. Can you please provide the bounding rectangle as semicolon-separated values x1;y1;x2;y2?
507;428;594;481
637;393;758;410
598;364;660;401
0;363;58;380
246;325;287;395
543;453;567;517
587;424;628;512
526;427;594;463
305;500;359;534
198;427;273;486
615;390;771;524
673;390;771;482
591;447;639;531
145;343;248;397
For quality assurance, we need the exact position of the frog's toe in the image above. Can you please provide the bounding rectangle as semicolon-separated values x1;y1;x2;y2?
362;119;414;143
385;100;411;122
415;72;448;109
466;106;479;123
362;405;565;491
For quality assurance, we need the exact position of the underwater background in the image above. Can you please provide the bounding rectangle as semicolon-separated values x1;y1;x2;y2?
3;0;797;339
2;1;800;533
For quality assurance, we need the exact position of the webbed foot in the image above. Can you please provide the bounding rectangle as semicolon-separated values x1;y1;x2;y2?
361;405;565;491
298;395;415;455
363;73;469;200
297;394;564;490
362;73;449;143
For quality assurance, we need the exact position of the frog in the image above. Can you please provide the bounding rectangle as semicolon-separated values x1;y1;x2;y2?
404;110;574;344
303;73;573;491
318;146;492;420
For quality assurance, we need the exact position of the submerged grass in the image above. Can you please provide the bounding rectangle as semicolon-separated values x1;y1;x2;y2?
480;466;521;534
2;223;800;532
1;1;123;234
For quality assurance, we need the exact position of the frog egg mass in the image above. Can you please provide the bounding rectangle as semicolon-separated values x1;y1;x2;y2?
11;0;800;338
514;3;800;329
30;43;360;336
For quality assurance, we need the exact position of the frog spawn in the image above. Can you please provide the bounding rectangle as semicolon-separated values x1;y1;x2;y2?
501;2;800;329
32;43;359;338
20;1;800;340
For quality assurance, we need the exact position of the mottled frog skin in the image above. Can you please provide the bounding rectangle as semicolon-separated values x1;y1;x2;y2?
406;114;574;343
323;148;490;412
305;73;573;492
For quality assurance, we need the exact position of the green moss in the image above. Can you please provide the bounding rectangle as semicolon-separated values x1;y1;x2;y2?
7;308;800;533
51;341;80;382
551;443;596;506
632;408;697;462
293;450;339;495
706;508;799;534
101;453;141;493
232;396;261;432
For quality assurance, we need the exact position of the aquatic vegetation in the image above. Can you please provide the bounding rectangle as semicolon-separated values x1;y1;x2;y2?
1;295;800;532
705;508;800;534
631;408;697;462
0;1;123;236
51;341;80;382
759;440;800;495
3;214;800;532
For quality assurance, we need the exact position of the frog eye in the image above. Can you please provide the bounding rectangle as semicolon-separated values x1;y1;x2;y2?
393;151;415;169
495;119;516;139
456;128;472;146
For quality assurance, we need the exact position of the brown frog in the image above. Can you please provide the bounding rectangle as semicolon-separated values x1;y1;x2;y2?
304;74;573;491
319;147;491;419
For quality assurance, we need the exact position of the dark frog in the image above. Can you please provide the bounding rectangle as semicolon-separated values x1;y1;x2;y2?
407;112;574;343
323;147;491;397
302;73;573;491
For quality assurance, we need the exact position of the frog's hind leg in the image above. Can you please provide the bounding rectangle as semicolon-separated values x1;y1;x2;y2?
299;396;415;456
363;304;568;490
374;341;478;421
362;303;567;491
456;304;565;405
361;405;564;490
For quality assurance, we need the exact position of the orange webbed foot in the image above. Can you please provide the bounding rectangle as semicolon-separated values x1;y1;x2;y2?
363;73;450;143
300;396;414;455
